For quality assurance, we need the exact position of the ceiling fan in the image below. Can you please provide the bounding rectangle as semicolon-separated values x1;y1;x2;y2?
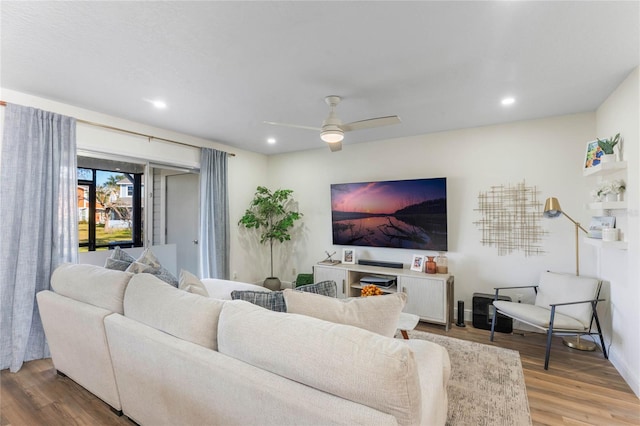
264;96;401;152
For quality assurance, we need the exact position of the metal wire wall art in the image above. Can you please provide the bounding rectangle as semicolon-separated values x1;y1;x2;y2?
474;180;546;256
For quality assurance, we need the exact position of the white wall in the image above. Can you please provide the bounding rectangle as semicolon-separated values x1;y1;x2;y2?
595;67;639;397
0;88;269;284
268;113;598;297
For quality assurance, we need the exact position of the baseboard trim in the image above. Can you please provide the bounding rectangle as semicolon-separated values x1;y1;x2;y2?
609;350;640;398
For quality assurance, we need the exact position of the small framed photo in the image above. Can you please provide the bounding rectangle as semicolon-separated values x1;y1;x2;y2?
584;140;602;169
588;216;616;239
342;248;355;264
410;254;425;272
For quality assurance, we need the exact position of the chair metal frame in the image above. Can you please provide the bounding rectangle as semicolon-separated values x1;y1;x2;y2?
489;283;608;369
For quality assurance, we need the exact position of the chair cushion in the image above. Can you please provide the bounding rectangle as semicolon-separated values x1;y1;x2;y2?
534;271;599;328
283;289;407;337
494;300;587;331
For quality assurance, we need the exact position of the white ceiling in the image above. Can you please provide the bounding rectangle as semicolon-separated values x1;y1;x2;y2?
2;1;638;155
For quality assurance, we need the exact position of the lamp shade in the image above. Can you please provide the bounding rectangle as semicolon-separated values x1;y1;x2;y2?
543;197;562;218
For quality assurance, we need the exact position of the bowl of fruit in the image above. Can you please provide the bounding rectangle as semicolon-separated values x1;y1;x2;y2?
361;284;383;297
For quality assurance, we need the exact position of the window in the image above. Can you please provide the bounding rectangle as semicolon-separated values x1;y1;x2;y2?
77;162;144;252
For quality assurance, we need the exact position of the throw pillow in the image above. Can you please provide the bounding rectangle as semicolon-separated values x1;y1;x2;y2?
128;248;179;287
282;289;407;337
178;269;209;297
104;246;136;271
295;280;337;298
231;290;286;312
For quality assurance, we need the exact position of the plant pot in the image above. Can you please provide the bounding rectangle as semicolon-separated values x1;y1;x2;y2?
600;154;616;164
263;277;282;291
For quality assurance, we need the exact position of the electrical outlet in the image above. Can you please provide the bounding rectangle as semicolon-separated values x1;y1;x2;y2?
233;271;238;280
516;294;523;303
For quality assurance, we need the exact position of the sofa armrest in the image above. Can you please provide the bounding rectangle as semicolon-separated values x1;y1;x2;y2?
404;340;450;426
36;290;121;410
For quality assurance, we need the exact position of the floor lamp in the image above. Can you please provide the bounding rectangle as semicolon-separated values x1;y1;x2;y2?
543;197;596;351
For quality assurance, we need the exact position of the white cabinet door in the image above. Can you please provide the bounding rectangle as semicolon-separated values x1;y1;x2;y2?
313;265;348;299
398;276;445;323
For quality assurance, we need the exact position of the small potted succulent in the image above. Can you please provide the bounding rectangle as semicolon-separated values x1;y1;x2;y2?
596;133;620;163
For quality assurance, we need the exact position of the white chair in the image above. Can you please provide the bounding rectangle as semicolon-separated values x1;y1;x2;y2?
489;271;608;369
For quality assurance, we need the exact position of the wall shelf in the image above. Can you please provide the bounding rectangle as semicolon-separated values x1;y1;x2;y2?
583;237;627;250
586;201;627;210
583;161;627;177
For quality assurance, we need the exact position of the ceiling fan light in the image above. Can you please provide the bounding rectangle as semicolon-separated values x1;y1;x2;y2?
321;129;344;143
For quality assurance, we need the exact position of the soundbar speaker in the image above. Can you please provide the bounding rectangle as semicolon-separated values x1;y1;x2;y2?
357;259;404;269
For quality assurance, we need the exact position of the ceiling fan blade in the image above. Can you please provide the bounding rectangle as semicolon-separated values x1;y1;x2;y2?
340;115;401;132
263;121;321;131
328;141;342;152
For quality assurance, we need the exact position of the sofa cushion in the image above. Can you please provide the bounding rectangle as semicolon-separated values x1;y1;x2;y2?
231;290;286;312
201;278;271;300
218;300;421;426
178;270;209;297
104;246;136;271
124;273;224;350
283;289;407;337
125;248;178;287
51;263;133;314
295;280;337;298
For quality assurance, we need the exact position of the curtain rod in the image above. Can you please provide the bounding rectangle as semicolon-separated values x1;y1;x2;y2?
0;100;236;157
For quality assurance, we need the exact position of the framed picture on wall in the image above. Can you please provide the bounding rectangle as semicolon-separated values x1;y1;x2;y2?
410;254;425;272
342;248;356;264
584;140;602;169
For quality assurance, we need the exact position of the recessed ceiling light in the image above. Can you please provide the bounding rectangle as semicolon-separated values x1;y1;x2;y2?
152;100;167;109
267;138;276;144
501;97;515;106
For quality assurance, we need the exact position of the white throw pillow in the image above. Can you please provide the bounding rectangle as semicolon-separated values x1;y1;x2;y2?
282;289;407;338
178;269;209;297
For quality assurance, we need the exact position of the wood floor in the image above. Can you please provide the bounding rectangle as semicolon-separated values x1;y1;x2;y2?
1;322;639;426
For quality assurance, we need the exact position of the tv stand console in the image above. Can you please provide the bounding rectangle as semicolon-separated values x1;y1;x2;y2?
313;263;454;330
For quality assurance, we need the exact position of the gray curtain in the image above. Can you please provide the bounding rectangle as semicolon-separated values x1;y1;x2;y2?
0;104;77;372
198;148;229;279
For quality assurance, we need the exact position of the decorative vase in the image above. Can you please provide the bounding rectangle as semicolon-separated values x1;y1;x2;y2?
435;252;448;274
425;256;437;274
263;277;282;291
617;192;624;202
600;154;616;164
605;193;618;202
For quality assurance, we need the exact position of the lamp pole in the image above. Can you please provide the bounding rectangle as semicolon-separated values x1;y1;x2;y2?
561;211;588;276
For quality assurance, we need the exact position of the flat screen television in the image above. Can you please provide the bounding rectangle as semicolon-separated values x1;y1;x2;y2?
331;177;447;251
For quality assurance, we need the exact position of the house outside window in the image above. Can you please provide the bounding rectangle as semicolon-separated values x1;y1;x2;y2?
77;165;144;251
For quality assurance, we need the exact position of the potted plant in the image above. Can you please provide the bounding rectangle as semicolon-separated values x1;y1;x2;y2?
596;133;620;163
238;186;303;290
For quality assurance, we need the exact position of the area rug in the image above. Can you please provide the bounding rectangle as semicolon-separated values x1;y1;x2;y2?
407;330;532;426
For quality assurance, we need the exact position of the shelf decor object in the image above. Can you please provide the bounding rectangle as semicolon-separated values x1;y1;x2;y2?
543;197;588;276
474;180;546;256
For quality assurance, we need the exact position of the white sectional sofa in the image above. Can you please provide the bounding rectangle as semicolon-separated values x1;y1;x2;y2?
37;263;451;426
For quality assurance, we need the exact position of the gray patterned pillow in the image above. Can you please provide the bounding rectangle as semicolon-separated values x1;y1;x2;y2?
231;290;286;312
295;280;337;298
104;246;137;271
129;249;179;287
